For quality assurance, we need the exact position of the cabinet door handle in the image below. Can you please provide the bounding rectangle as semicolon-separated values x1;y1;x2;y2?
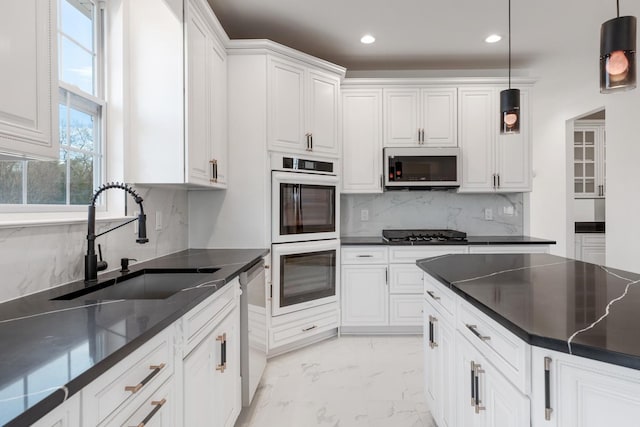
417;128;421;143
356;254;373;258
470;361;476;406
421;129;426;143
216;333;227;373
492;174;496;189
310;133;313;151
124;363;166;393
302;324;317;332
544;356;553;420
474;363;486;413
426;290;441;301
466;324;491;341
209;159;218;183
380;174;383;189
385;267;388;285
497;173;501;188
429;315;438;348
129;398;167;427
305;133;311;151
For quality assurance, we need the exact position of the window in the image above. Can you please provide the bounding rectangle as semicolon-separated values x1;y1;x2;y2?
0;0;104;210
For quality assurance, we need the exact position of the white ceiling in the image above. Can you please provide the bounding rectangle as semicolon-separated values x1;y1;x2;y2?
206;0;622;71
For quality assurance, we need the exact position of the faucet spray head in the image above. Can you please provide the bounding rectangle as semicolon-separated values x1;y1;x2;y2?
137;212;149;244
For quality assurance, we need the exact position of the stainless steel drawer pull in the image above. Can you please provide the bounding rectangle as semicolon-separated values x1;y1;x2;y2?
428;315;438;349
466;324;491;341
474;363;486;413
470;361;476;406
426;290;441;301
356;255;373;257
302;325;317;332
124;363;166;393
545;356;553;420
129;398;167;427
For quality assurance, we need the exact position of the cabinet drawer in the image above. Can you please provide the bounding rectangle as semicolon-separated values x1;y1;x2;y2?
389;294;422;326
389;246;467;263
457;299;530;394
82;326;175;426
581;235;605;247
423;273;456;322
107;377;176;427
389;264;423;293
183;279;238;354
270;303;339;349
341;246;388;264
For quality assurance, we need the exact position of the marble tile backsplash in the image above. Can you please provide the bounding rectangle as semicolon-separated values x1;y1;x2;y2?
0;187;188;303
341;192;523;236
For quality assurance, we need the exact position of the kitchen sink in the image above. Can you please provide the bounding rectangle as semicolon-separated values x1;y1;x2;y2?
52;268;220;301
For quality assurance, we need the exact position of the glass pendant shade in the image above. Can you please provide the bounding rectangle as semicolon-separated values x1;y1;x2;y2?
600;15;637;93
500;88;520;134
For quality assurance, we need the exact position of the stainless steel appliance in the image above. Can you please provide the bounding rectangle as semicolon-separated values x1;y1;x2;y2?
384;147;461;189
239;260;267;407
382;229;468;244
271;239;339;316
271;154;339;243
271;153;340;317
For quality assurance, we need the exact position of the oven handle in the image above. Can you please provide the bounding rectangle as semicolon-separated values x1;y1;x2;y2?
272;171;339;185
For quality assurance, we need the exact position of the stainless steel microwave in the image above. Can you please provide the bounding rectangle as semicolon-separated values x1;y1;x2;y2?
384;147;461;189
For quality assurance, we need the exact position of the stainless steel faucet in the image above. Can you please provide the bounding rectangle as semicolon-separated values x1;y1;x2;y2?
85;182;148;284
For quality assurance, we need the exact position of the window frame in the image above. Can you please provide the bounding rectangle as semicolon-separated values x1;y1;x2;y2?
0;0;108;216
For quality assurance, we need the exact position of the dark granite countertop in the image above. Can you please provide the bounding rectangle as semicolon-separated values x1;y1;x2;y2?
340;235;556;246
417;253;640;370
0;248;268;427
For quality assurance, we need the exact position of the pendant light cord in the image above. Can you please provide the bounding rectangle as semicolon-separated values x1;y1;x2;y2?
617;0;620;17
508;0;512;89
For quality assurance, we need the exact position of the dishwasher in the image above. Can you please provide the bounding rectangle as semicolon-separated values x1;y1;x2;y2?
239;259;267;407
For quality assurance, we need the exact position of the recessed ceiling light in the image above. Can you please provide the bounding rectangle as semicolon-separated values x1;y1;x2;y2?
361;34;376;44
485;34;502;43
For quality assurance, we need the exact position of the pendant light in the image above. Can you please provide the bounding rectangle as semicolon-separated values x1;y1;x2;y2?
500;0;520;134
600;0;636;93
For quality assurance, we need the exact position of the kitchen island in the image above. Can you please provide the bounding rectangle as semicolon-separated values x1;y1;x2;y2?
0;248;268;426
418;253;640;427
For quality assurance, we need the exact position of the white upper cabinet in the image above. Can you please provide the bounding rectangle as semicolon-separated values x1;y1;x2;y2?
124;0;228;188
458;87;531;193
341;89;383;193
573;120;605;198
0;0;58;160
268;57;340;157
383;87;457;147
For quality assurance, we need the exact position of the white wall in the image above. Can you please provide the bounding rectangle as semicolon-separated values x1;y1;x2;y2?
528;2;640;272
0;187;189;303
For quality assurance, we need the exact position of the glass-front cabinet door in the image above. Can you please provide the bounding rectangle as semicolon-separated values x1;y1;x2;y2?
574;122;605;198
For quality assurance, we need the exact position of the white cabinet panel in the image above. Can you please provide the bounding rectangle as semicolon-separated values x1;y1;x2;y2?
115;378;176;427
384;89;420;146
421;88;457;147
459;87;531;193
532;347;640;427
0;0;58;159
575;234;606;265
31;393;80;427
342;89;383;193
341;265;388;326
389;264;424;293
268;58;340;156
389;294;422;325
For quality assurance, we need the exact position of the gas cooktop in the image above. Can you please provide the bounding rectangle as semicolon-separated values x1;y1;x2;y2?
382;229;468;244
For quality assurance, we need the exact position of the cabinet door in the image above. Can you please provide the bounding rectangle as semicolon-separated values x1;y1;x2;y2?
573;125;600;198
389;264;424;294
439;316;456;427
0;0;58;160
456;332;484;427
532;348;640;427
389;294;422;326
268;58;305;152
496;89;530;191
212;306;241;427
458;88;495;192
421;88;457;147
31;393;80;427
423;300;439;417
341;265;388;326
185;1;213;185
383;89;420;146
483;358;530;427
183;335;213;426
210;36;228;187
341;89;383;193
307;70;339;156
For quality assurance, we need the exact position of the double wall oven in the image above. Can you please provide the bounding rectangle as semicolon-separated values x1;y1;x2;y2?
271;153;340;316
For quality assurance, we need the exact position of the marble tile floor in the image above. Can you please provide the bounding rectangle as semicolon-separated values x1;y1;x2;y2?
235;335;436;427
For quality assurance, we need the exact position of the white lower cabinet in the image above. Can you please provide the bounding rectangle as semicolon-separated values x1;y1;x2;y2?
574;234;605;265
31;393;80;427
531;347;640;427
184;296;240;427
341;264;388;326
456;332;530;427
